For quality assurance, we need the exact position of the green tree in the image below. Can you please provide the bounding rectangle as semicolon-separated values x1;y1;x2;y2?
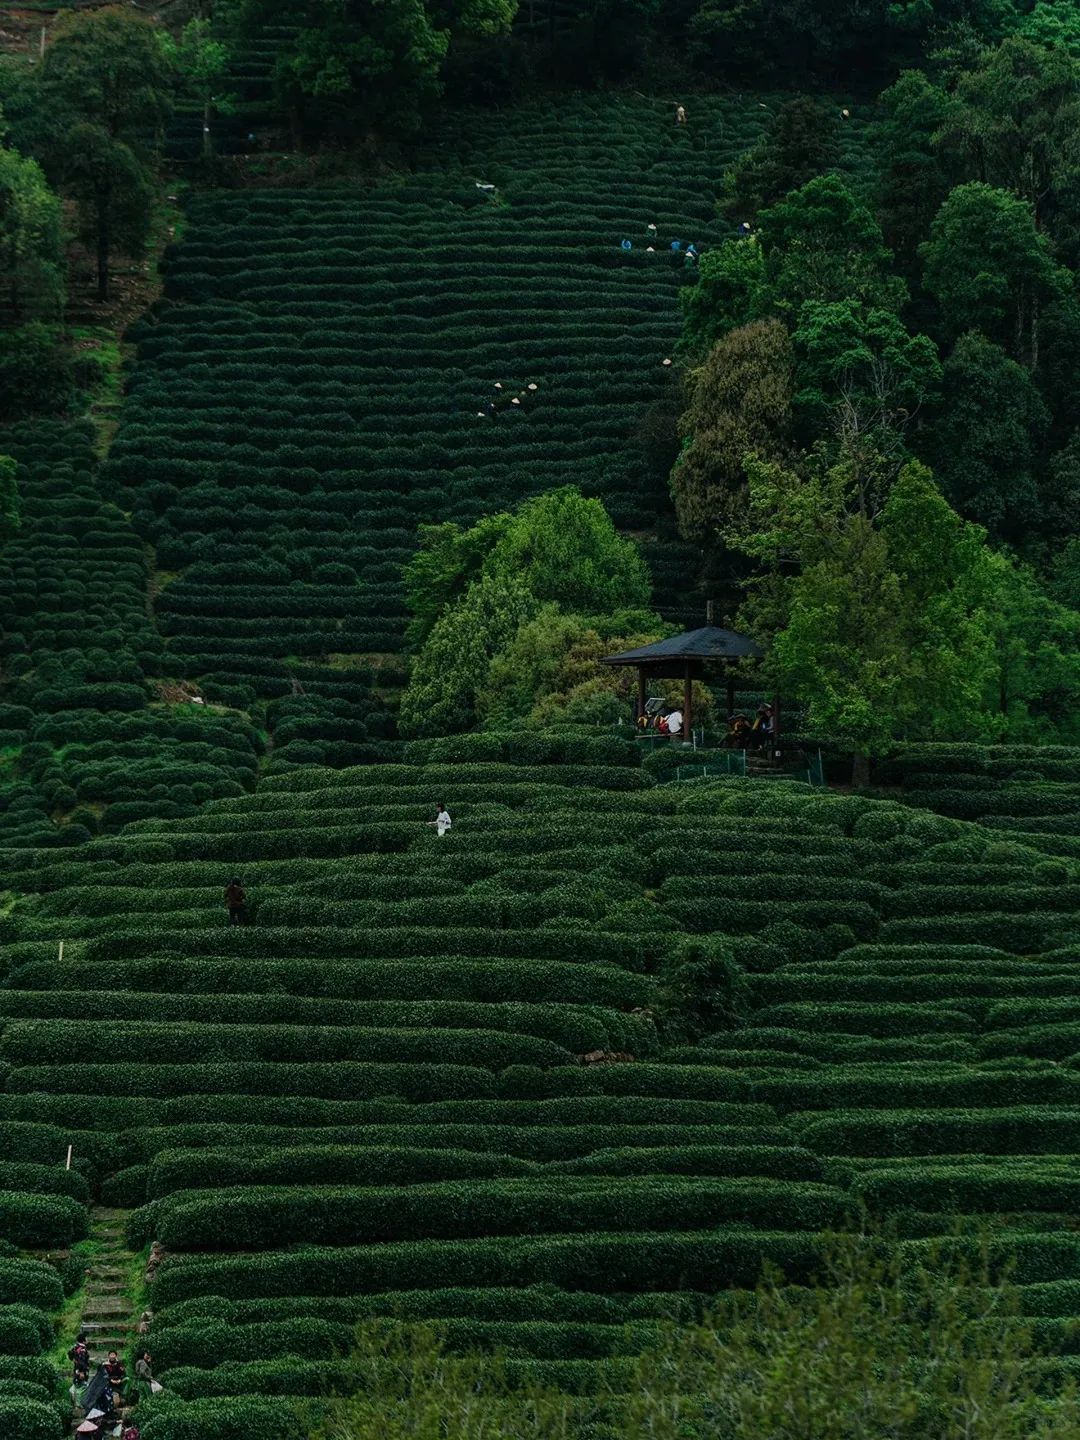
164;18;232;161
736;456;1000;784
40;6;173;300
721;96;840;222
398;569;537;737
1014;1;1080;60
483;486;650;615
0;147;64;319
400;488;651;737
482;608;660;727
791;299;941;452
60;123;156;304
920;182;1067;366
671;317;794;543
403;513;511;647
621;1230;1080;1439
937;36;1080;235
873;69;958;272
310;1320;577;1440
0;455;20;549
686;0;1000;84
920;331;1048;540
1043;428;1080;541
679;235;767;356
1035;293;1080;437
989;552;1080;744
757;174;906;316
222;0;515;140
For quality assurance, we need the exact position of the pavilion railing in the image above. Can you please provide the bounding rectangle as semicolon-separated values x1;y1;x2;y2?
655;748;825;787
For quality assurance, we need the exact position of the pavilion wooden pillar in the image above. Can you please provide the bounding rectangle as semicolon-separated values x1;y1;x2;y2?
683;661;692;741
772;692;781;754
636;667;646;725
726;671;735;718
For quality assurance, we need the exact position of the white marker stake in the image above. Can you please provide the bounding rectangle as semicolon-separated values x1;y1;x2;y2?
65;1145;72;1171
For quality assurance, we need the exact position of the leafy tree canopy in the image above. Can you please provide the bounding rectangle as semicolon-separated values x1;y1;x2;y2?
920;181;1068;365
400;488;656;737
735;457;1003;781
791;299;941;439
672;317;794;543
922;330;1049;541
0;147;64;320
220;0;516;137
36;7;173;299
756;175;906;317
721;96;840;222
679;236;768;357
41;5;174;139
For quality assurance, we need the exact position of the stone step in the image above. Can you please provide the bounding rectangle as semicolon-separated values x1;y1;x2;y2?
82;1300;128;1318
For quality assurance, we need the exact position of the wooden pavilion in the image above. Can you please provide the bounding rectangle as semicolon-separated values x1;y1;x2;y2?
601;624;775;744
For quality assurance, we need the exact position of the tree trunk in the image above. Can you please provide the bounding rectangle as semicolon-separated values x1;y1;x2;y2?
203;98;213;160
96;210;110;302
1031;291;1040;374
851;752;871;788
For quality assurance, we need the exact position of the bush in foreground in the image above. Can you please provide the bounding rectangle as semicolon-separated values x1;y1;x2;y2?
300;1232;1080;1440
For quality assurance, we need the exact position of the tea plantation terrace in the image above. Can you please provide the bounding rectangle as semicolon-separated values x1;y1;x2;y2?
106;96;870;770
5;740;1080;1434
0;95;870;845
0;420;265;847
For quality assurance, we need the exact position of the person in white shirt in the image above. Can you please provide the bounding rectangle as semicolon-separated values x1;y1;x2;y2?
666;709;683;737
428;804;452;836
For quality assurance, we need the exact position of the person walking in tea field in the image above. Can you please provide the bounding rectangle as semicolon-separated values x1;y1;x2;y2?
427;804;452;836
224;876;247;925
676;103;686;124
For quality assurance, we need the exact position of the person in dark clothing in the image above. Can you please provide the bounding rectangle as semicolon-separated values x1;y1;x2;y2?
132;1351;156;1405
104;1350;126;1395
69;1333;90;1384
223;877;247;925
81;1365;112;1420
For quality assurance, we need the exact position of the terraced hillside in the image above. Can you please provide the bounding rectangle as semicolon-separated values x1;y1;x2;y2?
105;95;868;769
0;95;869;839
0;421;264;845
4;738;1080;1435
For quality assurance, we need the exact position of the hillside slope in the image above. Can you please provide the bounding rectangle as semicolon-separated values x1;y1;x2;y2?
104;95;864;767
0;94;871;840
4;743;1080;1433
